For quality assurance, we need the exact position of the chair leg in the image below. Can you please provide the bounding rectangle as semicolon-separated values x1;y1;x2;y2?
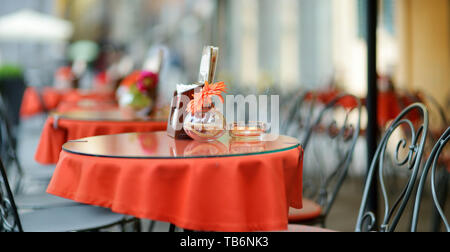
148;220;156;232
320;218;326;228
133;218;141;232
169;223;176;232
120;220;126;232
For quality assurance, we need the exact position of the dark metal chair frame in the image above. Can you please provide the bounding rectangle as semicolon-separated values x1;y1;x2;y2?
0;96;39;193
0;157;140;232
355;103;429;232
0;97;141;232
417;92;448;231
281;90;316;139
0;155;23;232
290;94;361;227
411;127;449;232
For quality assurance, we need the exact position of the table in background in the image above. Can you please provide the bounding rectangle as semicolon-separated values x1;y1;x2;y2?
47;132;303;232
20;87;116;118
35;110;167;164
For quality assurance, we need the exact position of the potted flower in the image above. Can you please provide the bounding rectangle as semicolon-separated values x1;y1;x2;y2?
116;70;159;117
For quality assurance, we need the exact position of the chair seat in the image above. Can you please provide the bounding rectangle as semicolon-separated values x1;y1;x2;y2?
287;224;336;232
15;193;79;209
288;198;322;222
20;205;126;232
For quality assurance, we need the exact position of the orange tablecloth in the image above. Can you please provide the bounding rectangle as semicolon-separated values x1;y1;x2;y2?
35;117;167;164
56;100;118;113
47;146;303;232
20;87;116;117
305;89;417;127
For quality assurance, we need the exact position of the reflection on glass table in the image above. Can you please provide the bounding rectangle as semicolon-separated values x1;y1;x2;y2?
63;131;300;159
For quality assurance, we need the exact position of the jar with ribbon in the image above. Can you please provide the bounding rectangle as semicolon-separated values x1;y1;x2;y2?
183;81;227;142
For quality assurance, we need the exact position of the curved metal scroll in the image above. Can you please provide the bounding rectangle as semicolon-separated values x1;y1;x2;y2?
355;103;429;232
0;158;22;232
411;127;449;232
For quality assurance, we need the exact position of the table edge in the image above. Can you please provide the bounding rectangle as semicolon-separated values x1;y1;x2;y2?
62;143;302;160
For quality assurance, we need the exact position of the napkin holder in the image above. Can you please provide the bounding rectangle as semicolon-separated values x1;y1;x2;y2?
167;46;219;139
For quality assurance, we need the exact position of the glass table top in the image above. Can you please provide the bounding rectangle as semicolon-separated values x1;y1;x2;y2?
62;131;300;159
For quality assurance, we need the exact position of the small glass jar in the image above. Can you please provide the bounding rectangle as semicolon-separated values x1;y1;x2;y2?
228;121;267;140
183;106;226;142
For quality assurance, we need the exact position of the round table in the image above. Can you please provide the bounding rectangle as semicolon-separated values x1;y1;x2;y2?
35;110;167;165
47;132;304;232
20;87;116;118
55;99;118;113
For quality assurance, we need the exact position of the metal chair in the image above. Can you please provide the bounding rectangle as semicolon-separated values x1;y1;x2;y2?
415;92;448;231
411;127;449;232
0;157;138;232
288;94;362;227
0;93;82;209
0;95;55;195
355;103;429;232
282;90;317;146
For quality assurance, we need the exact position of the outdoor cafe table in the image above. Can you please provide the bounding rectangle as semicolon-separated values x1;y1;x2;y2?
46;132;304;232
35;110;167;165
20;87;116;118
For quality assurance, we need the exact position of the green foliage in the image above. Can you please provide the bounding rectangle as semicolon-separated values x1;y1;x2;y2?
128;84;151;109
0;64;23;79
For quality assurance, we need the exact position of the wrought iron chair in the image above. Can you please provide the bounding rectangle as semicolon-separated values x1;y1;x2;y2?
288;94;362;227
0;96;55;195
281;90;317;146
411;127;449;232
0;156;140;232
416;92;448;231
355;103;429;232
0;94;82;209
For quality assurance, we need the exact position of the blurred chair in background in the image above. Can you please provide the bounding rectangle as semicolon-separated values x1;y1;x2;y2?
281;90;317;146
289;94;361;227
0;157;137;232
0;95;54;194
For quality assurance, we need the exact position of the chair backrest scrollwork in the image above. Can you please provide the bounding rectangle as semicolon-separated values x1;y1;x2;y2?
355;103;429;232
411;127;449;232
0;158;22;232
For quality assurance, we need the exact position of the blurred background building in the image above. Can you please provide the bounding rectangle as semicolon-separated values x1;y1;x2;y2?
0;0;448;232
0;0;448;113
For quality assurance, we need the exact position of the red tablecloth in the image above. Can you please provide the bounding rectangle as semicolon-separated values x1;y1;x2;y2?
35;117;167;164
56;100;118;113
20;87;116;117
305;89;417;127
47;146;303;232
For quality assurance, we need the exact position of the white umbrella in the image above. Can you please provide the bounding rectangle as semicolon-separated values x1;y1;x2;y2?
0;9;73;42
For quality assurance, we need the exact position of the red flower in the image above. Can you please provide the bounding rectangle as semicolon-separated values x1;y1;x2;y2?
187;81;227;114
137;71;159;93
120;71;141;87
120;70;159;94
